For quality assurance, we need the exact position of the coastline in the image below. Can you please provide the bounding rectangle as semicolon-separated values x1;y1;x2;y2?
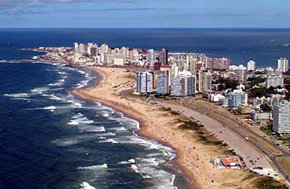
70;66;197;188
70;66;272;189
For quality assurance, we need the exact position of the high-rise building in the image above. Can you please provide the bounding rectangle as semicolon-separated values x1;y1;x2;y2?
160;65;171;87
74;42;79;54
78;43;85;53
229;65;247;83
129;49;139;62
171;71;196;97
159;49;168;65
186;53;197;75
273;100;290;134
211;57;230;70
198;71;212;93
266;69;284;88
136;71;153;94
157;74;169;95
226;86;248;108
90;47;98;56
147;49;155;65
247;60;256;71
278;57;289;73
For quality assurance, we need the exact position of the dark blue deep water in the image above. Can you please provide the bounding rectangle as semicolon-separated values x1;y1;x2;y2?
1;28;290;67
0;29;290;189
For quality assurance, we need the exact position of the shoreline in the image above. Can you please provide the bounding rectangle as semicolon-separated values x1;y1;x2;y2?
71;66;271;189
71;67;197;188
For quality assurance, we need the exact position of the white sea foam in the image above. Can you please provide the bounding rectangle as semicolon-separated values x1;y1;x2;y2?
52;135;98;146
48;79;65;87
95;132;116;137
101;112;110;117
99;139;118;144
48;95;63;101
81;126;106;133
118;159;136;165
131;164;139;173
30;87;49;94
78;164;108;170
68;113;95;126
4;93;30;98
76;79;90;89
0;60;8;63
58;71;67;75
80;182;96;189
107;126;127;132
43;106;56;110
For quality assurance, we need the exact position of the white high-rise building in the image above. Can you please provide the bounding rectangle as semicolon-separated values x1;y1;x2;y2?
247;60;256;71
78;43;85;53
157;74;169;95
278;57;289;73
229;65;247;83
198;71;212;93
147;49;155;65
273;100;290;134
74;42;79;54
136;71;153;94
171;71;196;97
266;70;284;88
226;85;248;108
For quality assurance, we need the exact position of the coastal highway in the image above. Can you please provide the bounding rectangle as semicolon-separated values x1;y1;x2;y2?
151;100;290;184
185;100;290;183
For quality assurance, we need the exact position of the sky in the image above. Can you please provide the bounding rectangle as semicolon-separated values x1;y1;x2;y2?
0;0;290;28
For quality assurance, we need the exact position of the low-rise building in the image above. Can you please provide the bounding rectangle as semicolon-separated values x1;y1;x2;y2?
251;112;272;121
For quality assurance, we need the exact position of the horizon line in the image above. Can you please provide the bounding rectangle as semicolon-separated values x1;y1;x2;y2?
1;27;290;30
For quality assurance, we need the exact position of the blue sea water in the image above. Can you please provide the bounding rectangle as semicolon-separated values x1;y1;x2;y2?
0;29;290;189
1;28;290;67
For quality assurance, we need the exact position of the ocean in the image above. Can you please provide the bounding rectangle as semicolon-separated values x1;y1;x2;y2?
1;28;290;67
0;29;290;189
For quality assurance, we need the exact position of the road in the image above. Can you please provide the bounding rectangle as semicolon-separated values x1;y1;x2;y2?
152;100;290;184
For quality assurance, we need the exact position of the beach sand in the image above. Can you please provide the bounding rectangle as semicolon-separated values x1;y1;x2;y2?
71;66;274;189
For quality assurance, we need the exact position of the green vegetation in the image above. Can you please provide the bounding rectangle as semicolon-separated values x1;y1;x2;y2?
255;177;288;189
161;107;181;115
260;104;272;112
260;126;273;135
260;126;290;147
128;92;148;98
178;119;204;130
216;78;239;91
249;87;281;98
285;76;290;101
177;118;236;155
247;76;266;87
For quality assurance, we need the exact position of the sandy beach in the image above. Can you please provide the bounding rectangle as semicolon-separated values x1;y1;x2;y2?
71;66;282;189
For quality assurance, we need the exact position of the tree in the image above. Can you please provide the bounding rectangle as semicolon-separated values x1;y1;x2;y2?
260;104;272;112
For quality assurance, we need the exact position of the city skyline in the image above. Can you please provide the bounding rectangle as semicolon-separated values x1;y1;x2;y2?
1;0;290;28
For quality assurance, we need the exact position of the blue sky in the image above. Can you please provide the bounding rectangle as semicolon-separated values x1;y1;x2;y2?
0;0;290;28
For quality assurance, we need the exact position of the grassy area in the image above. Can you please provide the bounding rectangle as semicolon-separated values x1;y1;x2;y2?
277;157;290;177
177;118;237;155
255;176;288;189
260;126;290;147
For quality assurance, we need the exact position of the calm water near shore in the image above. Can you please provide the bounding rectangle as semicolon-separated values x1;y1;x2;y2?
1;29;290;189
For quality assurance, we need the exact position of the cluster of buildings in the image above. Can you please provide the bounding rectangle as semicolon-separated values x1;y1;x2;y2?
73;42;141;66
135;47;289;134
38;43;290;134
